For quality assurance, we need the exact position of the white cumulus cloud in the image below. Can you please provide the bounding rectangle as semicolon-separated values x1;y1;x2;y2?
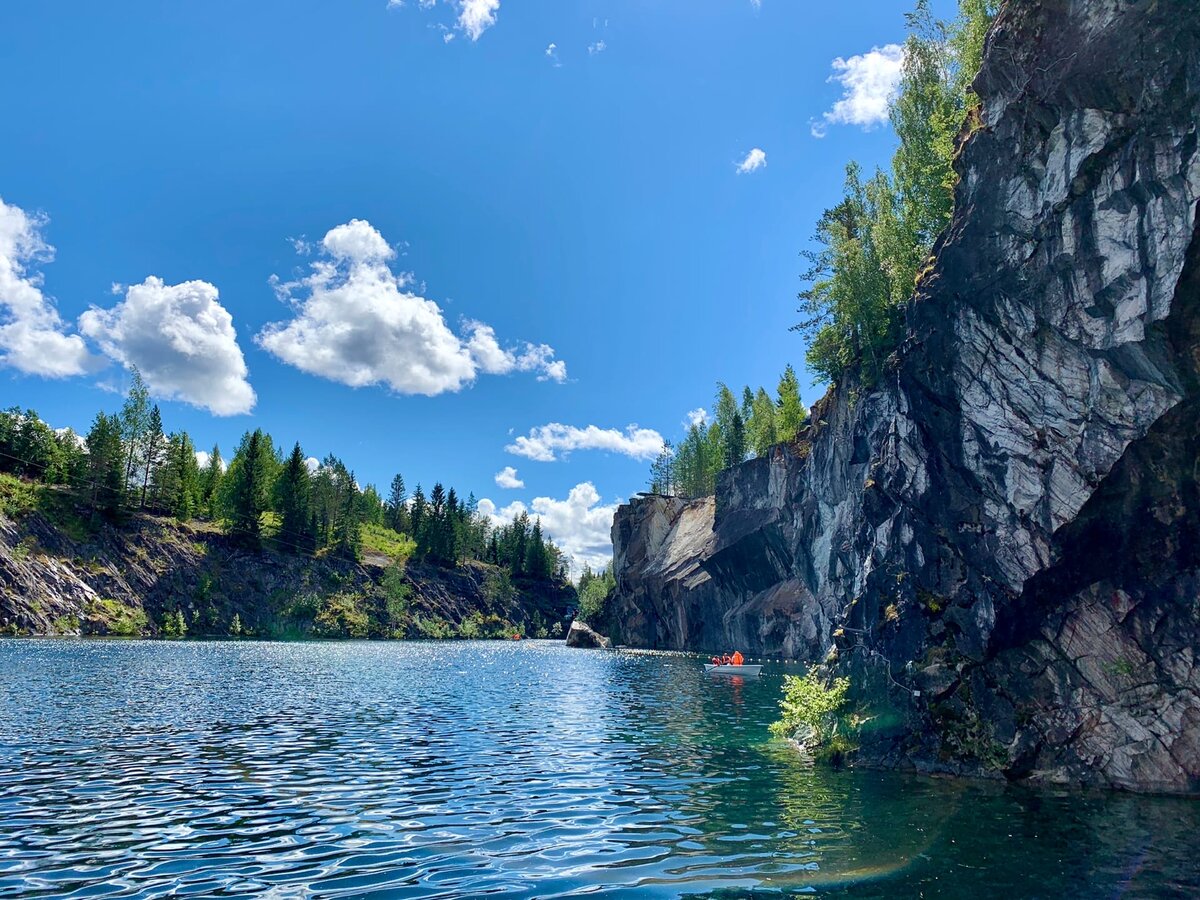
458;0;499;40
588;40;607;55
685;407;709;428
0;197;97;378
813;43;904;137
79;276;256;416
478;481;616;574
465;322;567;382
494;466;524;489
506;423;665;463
257;218;565;396
736;148;767;174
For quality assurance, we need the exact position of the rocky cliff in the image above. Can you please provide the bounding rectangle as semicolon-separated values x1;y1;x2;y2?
0;500;573;640
610;0;1200;793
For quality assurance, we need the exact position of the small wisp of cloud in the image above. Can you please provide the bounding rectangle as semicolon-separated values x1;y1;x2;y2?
588;40;607;56
506;423;665;462
494;466;524;489
736;148;767;174
545;42;560;66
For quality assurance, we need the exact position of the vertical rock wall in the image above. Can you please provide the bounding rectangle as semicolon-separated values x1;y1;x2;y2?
609;0;1200;793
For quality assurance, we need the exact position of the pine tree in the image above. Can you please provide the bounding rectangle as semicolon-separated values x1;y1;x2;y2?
648;440;675;494
139;405;165;509
725;411;747;469
334;470;362;560
387;473;408;534
83;412;125;521
228;430;268;550
410;484;427;551
278;443;312;554
512;510;530;576
200;444;223;517
525;518;549;580
776;365;806;442
155;431;200;520
445;487;460;564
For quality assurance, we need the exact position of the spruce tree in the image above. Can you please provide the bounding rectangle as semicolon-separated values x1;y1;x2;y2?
725;411;747;469
139;405;165;509
200;444;223;517
334;469;362;560
387;473;408;533
776;365;806;442
83;412;125;521
278;443;312;554
229;430;267;550
649;440;675;494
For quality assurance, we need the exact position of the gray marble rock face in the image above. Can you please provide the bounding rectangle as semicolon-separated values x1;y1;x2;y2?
608;0;1200;793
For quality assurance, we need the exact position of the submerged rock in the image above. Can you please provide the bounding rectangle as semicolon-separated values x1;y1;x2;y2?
565;620;611;649
610;0;1200;793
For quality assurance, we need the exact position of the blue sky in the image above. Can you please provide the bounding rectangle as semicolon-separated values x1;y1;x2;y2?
0;0;944;570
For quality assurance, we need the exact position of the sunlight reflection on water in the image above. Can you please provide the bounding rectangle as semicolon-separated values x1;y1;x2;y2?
0;639;1196;898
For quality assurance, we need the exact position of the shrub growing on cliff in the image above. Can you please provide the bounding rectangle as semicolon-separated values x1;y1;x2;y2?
313;592;370;638
770;672;851;746
162;609;188;638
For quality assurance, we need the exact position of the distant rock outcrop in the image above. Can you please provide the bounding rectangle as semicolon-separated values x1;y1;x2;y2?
609;0;1200;793
565;620;611;649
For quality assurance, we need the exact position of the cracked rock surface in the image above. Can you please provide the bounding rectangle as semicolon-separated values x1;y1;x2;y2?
609;0;1200;793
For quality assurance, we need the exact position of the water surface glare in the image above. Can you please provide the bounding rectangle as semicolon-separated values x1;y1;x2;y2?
1;639;1197;898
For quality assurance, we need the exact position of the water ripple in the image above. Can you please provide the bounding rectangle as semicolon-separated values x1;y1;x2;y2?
1;639;1197;898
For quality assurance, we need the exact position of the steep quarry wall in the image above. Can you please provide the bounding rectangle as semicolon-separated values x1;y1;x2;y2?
610;0;1200;792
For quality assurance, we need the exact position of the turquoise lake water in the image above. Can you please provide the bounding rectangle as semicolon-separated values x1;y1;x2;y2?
0;639;1197;898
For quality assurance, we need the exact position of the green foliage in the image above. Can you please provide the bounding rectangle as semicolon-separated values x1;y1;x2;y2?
87;598;148;637
153;431;202;520
796;0;999;385
361;523;416;564
51;614;80;634
0;407;85;485
276;442;314;554
162;608;188;638
775;365;806;441
229;612;244;637
313;592;370;638
224;429;278;550
577;565;615;625
200;444;224;517
769;672;851;743
410;613;454;639
483;569;517;605
83;412;126;521
653;371;808;499
456;610;513;640
381;563;412;631
0;473;41;518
